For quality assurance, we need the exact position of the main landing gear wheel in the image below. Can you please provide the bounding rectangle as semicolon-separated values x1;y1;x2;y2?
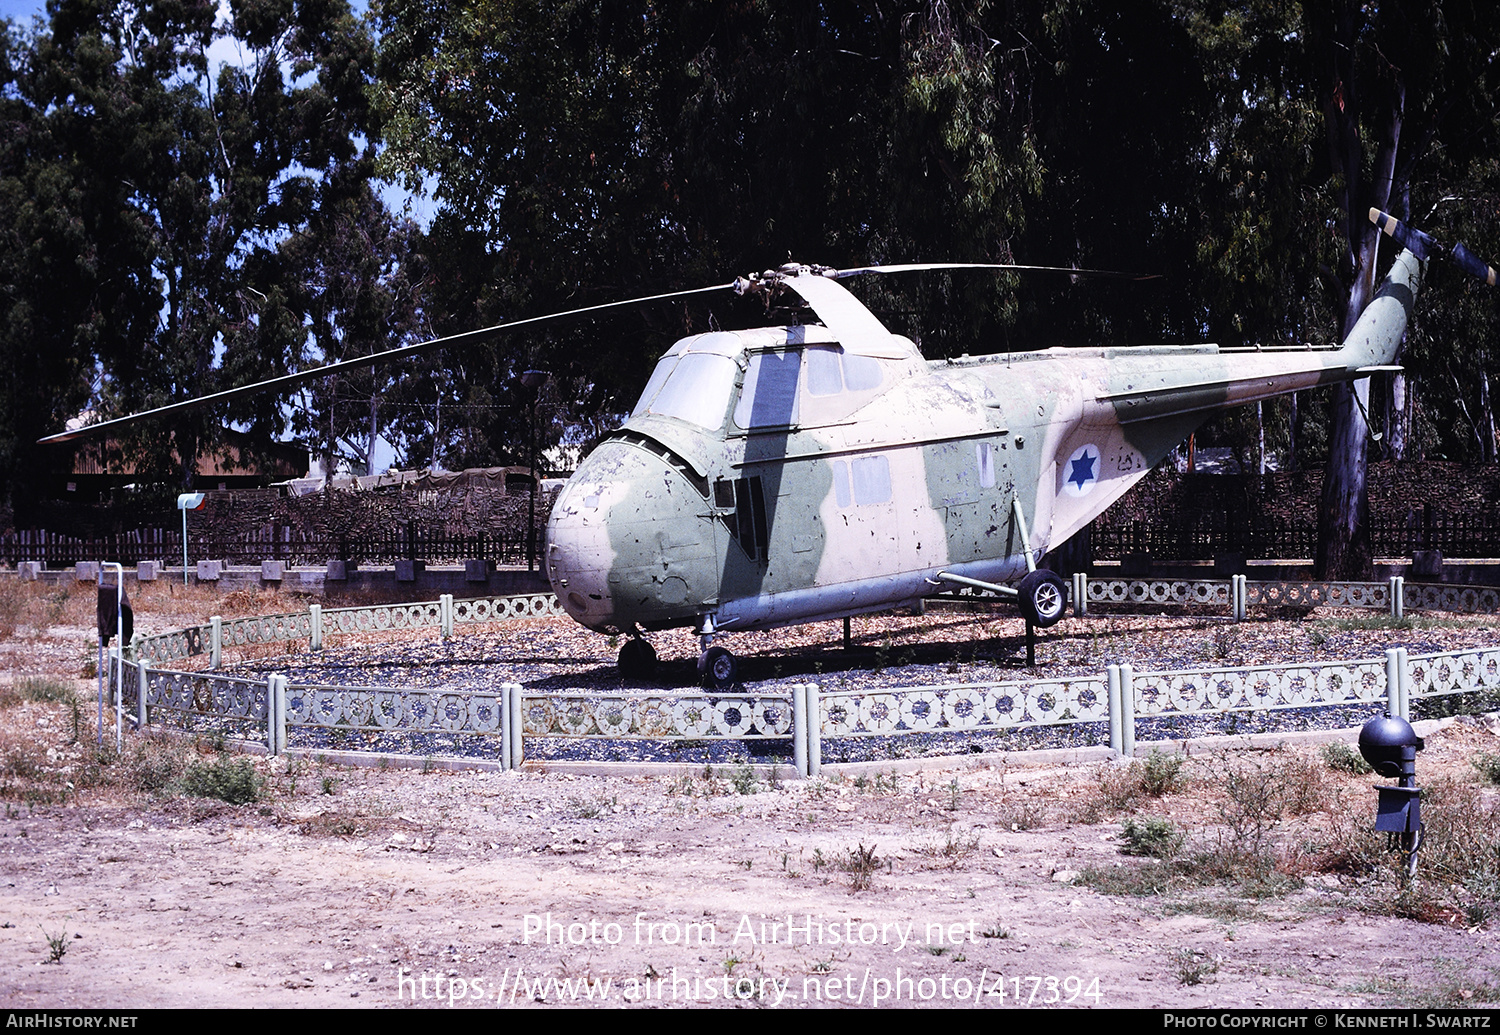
1017;569;1068;628
618;637;657;681
698;646;739;689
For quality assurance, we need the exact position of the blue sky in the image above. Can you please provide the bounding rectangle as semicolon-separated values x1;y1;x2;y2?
0;0;43;24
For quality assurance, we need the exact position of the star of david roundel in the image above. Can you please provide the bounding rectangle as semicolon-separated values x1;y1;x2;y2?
1063;443;1101;497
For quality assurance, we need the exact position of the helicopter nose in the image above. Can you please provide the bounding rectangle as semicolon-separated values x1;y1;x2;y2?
546;440;717;633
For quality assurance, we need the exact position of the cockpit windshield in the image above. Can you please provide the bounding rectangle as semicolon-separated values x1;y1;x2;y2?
630;352;739;430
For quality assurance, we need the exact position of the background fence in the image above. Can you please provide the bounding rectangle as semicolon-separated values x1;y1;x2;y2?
3;527;533;567
1091;507;1500;561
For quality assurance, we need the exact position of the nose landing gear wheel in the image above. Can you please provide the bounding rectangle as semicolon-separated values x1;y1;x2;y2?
698;646;738;689
1017;569;1068;628
618;637;657;681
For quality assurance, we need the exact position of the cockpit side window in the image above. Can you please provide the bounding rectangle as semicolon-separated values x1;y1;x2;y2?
631;353;738;430
734;350;802;430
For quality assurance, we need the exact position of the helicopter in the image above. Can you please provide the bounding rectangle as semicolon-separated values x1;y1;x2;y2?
39;208;1494;689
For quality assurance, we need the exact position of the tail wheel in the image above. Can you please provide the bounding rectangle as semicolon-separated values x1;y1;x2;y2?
698;646;738;689
1017;570;1068;628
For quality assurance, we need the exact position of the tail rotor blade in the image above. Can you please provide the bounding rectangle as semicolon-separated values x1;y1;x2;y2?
1370;207;1497;286
1369;208;1438;260
1451;241;1498;287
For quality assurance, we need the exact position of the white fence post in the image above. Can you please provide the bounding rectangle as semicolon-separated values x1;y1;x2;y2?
309;604;322;652
1120;663;1136;758
1384;648;1404;719
1107;664;1122;755
505;683;524;769
137;660;149;730
1389;577;1404;619
793;684;809;778
501;684;514;771
1073;573;1088;617
267;675;287;754
440;594;454;639
806;683;822;779
210;615;222;669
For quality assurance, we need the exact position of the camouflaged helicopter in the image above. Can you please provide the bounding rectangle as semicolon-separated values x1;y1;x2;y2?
39;208;1493;689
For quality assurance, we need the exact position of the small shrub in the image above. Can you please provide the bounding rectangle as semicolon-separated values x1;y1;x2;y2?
1139;750;1185;796
1322;742;1373;775
1173;948;1219;986
299;814;363;838
1471;753;1500;787
913;828;981;866
840;843;881;892
1120;816;1184;859
125;736;187;795
568;794;617;819
183;755;262;805
40;922;68;964
18;676;76;704
994;800;1047;831
729;761;760;795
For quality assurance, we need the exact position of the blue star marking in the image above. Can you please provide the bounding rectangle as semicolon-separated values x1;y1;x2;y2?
1068;450;1097;490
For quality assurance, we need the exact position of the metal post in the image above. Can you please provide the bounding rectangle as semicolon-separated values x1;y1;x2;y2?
1120;663;1136;758
440;594;454;640
210;615;222;669
309;603;322;652
1390;576;1404;619
1073;572;1088;617
100;563;124;751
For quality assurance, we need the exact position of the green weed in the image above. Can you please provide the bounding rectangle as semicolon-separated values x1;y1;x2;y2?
1322;742;1373;775
1120;816;1184;859
182;755;262;805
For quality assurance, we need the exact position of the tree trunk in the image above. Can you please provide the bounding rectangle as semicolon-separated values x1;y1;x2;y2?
1312;2;1402;580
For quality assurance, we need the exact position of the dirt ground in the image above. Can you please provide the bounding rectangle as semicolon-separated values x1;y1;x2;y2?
2;580;1499;1010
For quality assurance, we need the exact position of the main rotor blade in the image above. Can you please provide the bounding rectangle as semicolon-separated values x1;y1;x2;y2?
38;282;735;445
831;261;1162;281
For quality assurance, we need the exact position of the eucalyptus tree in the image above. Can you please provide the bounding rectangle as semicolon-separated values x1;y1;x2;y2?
14;0;389;492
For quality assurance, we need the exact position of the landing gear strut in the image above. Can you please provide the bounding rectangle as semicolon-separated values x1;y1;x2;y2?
695;614;738;689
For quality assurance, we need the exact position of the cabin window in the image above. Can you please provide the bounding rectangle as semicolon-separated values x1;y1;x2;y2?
805;346;884;399
631;353;738;429
843;353;883;391
806;347;844;397
734;351;801;429
976;442;996;488
832;455;892;507
850;455;892;504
